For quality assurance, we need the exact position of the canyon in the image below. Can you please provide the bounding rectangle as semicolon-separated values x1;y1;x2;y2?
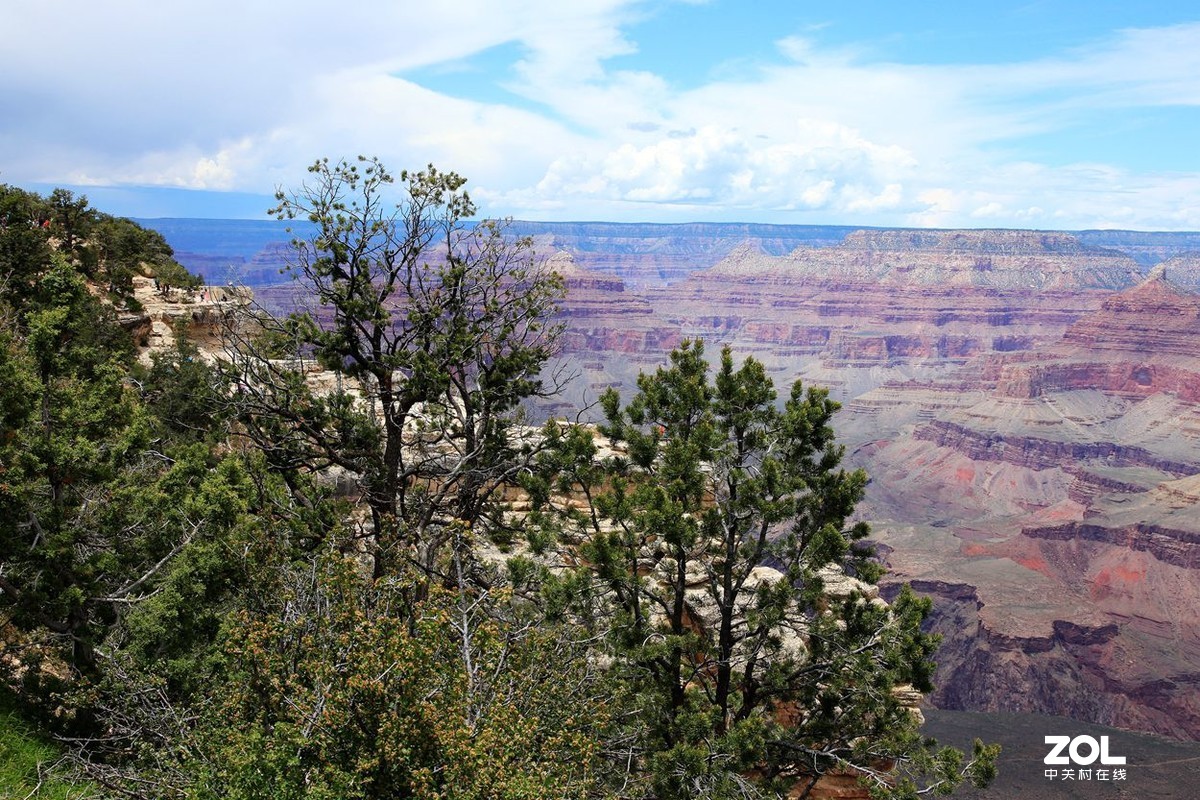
148;218;1200;741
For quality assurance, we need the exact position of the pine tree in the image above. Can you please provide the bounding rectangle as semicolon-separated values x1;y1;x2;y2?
221;156;566;583
534;341;997;798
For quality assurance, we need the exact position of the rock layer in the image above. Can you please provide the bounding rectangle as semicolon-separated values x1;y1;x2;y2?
850;275;1200;740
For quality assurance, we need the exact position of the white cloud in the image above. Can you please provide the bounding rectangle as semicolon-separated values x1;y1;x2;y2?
2;4;1199;228
0;0;638;191
489;119;918;217
971;202;1005;219
911;188;962;228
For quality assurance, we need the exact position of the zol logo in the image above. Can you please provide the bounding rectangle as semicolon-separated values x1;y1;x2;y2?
1044;735;1126;766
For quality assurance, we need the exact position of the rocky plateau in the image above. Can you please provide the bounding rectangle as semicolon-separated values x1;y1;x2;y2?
148;219;1200;742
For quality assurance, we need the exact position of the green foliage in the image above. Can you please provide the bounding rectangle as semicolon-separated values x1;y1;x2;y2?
110;452;253;690
536;340;998;798
199;158;609;796
0;201;223;733
0;259;146;672
0;696;94;799
0;206;55;307
0;184;196;307
150;258;201;293
193;552;610;800
224;156;566;581
139;330;230;444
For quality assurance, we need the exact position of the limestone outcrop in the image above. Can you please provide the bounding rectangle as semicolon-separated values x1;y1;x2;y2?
128;275;251;362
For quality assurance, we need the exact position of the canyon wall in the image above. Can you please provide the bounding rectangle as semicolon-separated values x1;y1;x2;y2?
147;219;1200;740
548;232;1200;741
839;273;1200;740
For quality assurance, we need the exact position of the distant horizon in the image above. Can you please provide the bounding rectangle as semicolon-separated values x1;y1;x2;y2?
134;211;1200;237
135;216;1200;273
15;179;1200;236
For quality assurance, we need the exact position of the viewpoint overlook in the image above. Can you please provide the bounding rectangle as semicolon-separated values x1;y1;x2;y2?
8;191;1200;798
9;1;1200;796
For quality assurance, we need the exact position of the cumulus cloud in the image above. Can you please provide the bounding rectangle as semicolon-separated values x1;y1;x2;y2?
907;161;1200;231
2;3;1199;228
487;17;1200;228
505;120;916;216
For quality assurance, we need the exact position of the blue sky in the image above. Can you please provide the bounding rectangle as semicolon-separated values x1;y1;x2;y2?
3;1;1199;229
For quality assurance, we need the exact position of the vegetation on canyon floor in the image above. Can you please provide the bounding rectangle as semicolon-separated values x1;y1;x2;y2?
0;165;997;799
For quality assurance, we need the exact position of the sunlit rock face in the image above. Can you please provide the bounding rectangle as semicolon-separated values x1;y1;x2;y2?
547;229;1141;417
1158;253;1200;290
128;275;250;363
